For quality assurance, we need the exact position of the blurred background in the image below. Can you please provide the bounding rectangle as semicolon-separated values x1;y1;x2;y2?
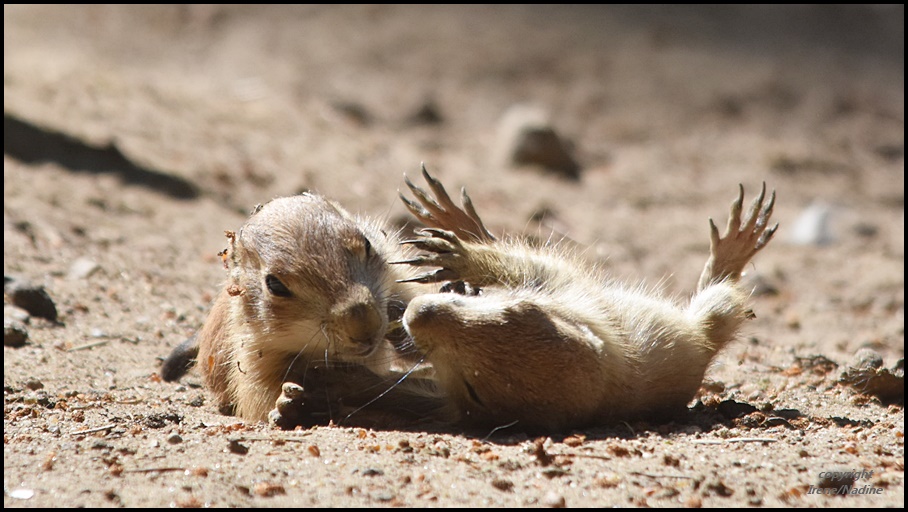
5;2;903;350
3;5;903;508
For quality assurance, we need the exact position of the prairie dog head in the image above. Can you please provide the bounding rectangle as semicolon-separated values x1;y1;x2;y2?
225;193;400;363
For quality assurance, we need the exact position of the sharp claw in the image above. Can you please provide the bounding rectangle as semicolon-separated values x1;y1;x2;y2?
419;227;457;239
760;189;776;219
755;222;780;250
399;236;455;253
727;184;744;235
742;182;767;233
421;164;441;191
399;239;440;248
751;189;776;235
389;258;425;265
708;217;720;247
400;192;432;219
406;175;442;212
461;187;496;242
403;172;417;193
397;268;459;284
421;164;459;211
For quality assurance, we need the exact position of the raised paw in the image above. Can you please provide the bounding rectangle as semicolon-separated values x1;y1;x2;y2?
393;228;472;284
400;164;495;243
698;183;779;291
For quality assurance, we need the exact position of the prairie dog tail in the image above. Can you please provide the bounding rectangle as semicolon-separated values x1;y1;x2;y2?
687;281;751;354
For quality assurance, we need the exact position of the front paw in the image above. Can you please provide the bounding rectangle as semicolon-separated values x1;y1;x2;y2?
394;228;471;284
268;382;308;430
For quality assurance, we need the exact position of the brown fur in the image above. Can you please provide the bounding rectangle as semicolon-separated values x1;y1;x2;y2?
193;192;429;421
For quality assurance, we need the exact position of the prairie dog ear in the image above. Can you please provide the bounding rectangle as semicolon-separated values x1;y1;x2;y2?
196;289;234;410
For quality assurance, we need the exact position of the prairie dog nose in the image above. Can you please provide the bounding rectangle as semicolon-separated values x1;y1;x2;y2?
332;286;383;345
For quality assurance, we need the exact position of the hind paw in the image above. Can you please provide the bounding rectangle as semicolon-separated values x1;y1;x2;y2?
400;164;495;243
393;228;473;284
699;183;778;290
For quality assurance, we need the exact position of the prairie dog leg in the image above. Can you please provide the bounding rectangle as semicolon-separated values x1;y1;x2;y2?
400;164;495;243
689;183;779;351
395;166;501;286
268;366;444;429
697;183;778;292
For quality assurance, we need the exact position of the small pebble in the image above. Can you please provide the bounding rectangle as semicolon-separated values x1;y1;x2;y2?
816;468;857;491
68;257;101;280
850;348;883;371
166;433;183;445
491;479;514;492
788;202;834;246
407;99;443;125
375;491;395;502
542;491;566;508
227;439;249;455
4;317;29;347
497;104;580;179
9;488;34;500
4;304;31;323
4;276;58;322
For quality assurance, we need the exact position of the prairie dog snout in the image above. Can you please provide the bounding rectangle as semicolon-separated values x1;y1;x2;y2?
329;284;385;351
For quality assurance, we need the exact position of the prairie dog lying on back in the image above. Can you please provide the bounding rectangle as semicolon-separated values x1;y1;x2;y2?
397;173;778;431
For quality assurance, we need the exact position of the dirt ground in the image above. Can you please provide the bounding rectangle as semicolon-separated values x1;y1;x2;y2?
4;5;903;508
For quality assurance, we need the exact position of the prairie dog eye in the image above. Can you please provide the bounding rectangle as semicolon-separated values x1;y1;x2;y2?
363;236;373;258
265;274;292;297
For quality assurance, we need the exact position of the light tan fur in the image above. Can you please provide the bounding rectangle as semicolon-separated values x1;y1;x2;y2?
398;176;777;431
169;167;777;432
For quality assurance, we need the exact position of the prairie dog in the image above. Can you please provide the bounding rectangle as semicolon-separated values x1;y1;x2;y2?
397;175;778;431
182;192;431;422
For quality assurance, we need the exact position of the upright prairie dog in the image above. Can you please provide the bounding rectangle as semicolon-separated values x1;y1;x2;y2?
395;174;778;431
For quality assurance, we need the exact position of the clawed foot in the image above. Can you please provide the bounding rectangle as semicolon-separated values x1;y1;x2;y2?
393;228;471;284
268;382;311;430
698;183;779;291
400;164;495;243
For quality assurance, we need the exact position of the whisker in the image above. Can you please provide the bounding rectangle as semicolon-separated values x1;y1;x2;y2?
281;328;323;384
480;420;520;443
343;352;429;422
321;324;334;420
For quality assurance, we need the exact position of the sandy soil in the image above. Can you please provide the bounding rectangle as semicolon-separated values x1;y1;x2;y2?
4;5;903;507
